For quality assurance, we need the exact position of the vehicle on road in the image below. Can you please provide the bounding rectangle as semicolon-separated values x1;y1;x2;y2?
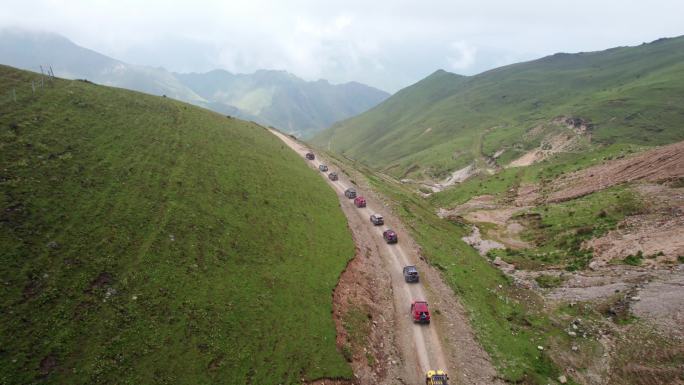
354;196;366;207
370;214;384;225
328;172;338;181
305;152;315;160
344;188;357;199
410;300;430;323
383;229;398;244
403;265;419;283
425;370;449;385
319;164;328;172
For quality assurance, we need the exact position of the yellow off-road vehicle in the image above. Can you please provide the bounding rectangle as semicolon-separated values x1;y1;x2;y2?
425;369;449;385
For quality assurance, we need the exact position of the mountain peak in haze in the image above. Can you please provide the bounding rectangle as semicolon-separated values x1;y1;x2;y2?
0;29;389;137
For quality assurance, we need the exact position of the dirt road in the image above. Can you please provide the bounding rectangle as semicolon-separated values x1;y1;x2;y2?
271;130;501;385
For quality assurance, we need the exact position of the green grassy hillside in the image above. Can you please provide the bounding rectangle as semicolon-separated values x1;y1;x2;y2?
0;65;354;384
314;36;684;179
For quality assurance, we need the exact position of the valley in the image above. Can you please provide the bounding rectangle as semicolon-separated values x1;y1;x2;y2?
2;22;683;385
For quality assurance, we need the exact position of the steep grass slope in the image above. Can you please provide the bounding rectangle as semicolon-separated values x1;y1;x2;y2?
314;36;684;179
0;65;354;384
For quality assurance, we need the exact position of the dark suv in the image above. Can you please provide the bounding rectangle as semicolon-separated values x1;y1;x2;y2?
344;188;357;199
328;172;338;181
403;265;419;283
383;229;398;244
305;152;315;160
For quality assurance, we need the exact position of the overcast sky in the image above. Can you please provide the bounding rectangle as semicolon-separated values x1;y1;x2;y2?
2;0;683;92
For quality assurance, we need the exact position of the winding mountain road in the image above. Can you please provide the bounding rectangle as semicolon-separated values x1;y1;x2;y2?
271;130;449;382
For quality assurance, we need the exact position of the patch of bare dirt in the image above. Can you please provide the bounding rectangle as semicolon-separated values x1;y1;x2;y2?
437;195;498;218
441;196;532;250
39;354;58;377
461;226;505;256
548;140;684;203
543;266;653;303
433;163;479;192
508;116;593;168
87;271;113;292
464;206;521;226
329;230;399;385
509;149;544;168
514;183;542;207
631;269;684;339
585;183;684;266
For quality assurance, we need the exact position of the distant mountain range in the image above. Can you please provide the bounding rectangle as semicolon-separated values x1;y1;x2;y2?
313;35;684;180
0;29;389;137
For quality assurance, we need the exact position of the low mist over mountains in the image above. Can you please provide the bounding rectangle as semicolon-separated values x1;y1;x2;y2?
0;29;389;137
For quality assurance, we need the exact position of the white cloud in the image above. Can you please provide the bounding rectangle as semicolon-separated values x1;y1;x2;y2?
447;41;477;71
1;0;684;92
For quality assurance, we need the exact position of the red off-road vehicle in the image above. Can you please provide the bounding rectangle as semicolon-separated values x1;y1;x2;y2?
383;229;398;244
354;196;366;208
410;300;430;324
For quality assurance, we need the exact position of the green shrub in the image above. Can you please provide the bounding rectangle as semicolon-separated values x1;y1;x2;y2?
535;274;565;288
623;251;644;266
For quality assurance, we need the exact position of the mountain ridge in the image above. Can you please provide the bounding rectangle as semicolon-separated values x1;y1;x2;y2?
0;28;389;137
314;35;684;180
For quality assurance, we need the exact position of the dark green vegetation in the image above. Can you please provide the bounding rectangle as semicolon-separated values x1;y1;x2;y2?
491;187;643;271
0;66;355;384
534;275;565;289
325;155;574;384
315;36;684;179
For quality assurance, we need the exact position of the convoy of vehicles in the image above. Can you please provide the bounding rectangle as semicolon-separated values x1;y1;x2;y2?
410;300;431;323
370;213;384;225
303;148;447;381
383;229;398;244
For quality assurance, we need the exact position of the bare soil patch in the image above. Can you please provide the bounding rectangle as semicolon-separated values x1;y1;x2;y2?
548;140;684;203
508;116;592;168
441;197;532;250
631;270;684;339
328;220;401;385
585;183;684;266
